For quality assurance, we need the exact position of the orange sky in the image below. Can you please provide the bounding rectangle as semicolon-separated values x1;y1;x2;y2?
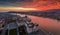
0;0;60;11
36;2;60;10
26;1;60;10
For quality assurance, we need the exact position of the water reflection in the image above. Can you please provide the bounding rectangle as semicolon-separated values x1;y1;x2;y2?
28;15;60;34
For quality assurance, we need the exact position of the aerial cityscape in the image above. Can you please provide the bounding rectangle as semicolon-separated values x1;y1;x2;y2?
0;0;60;35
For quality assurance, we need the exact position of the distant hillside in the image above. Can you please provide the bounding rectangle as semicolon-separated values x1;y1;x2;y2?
8;9;60;21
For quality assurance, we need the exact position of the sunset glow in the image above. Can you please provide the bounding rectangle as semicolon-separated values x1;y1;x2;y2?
0;0;60;11
0;7;37;11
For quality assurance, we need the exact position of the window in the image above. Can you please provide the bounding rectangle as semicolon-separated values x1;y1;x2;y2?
27;23;34;28
18;26;27;35
9;28;17;35
2;25;4;27
5;29;8;35
0;30;2;35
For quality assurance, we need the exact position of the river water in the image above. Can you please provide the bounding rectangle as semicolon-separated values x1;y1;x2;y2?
28;15;60;34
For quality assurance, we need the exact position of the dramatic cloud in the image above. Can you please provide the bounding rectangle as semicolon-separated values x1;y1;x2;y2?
0;0;60;11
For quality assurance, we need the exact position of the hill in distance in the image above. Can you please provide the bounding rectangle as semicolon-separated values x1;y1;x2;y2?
8;9;60;21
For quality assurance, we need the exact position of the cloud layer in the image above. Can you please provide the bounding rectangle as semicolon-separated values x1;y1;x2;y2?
0;0;60;11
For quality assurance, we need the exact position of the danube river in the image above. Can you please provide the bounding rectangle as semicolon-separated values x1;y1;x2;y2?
28;15;60;35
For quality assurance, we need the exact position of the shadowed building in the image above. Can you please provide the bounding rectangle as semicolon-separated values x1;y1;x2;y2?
0;13;52;35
